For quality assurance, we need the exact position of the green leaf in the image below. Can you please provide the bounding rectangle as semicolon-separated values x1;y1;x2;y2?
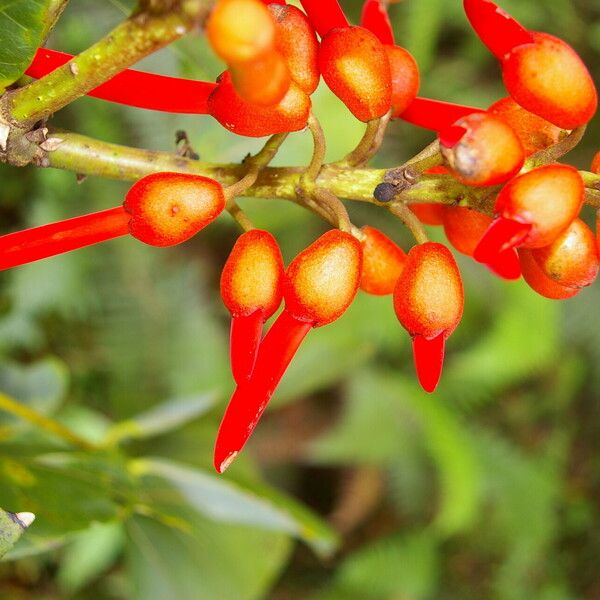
57;521;125;594
0;358;69;426
0;0;49;93
0;508;35;558
0;452;122;539
311;370;481;536
335;531;439;600
131;457;338;557
105;393;217;445
126;513;290;600
444;282;559;411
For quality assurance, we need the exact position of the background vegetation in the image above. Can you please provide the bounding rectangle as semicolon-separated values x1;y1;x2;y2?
0;0;599;598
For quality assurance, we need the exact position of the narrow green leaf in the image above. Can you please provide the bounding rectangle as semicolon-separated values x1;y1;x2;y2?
0;1;50;93
0;509;35;558
132;457;339;557
105;393;217;445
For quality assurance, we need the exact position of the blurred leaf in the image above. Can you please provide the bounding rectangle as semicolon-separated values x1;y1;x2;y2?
0;452;123;538
402;0;443;73
0;358;69;426
57;521;125;594
335;531;439;600
474;432;561;598
309;370;406;465
312;370;481;536
444;282;559;411
0;0;48;92
132;458;338;557
0;509;34;559
106;393;217;445
126;513;290;600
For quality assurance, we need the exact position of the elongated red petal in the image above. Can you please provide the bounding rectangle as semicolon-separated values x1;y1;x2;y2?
463;0;533;60
0;207;130;271
299;0;349;39
398;97;483;131
473;216;531;265
214;309;312;473
230;311;264;384
26;49;215;114
360;0;394;45
412;333;445;393
438;124;467;148
486;248;522;280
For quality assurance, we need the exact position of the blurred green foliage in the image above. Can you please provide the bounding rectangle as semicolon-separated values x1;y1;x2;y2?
0;0;599;598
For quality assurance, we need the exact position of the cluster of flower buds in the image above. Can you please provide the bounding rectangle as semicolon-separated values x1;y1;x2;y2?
12;0;599;472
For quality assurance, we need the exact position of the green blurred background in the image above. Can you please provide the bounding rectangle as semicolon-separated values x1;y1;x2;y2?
0;0;599;598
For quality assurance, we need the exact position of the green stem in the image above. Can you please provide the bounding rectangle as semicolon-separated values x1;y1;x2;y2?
40;0;71;42
41;131;600;214
526;126;587;168
6;1;213;127
341;111;391;168
301;112;327;186
0;392;98;451
388;202;429;244
224;132;289;230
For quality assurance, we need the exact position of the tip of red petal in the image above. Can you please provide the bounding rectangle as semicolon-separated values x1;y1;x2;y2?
439;124;467;148
412;333;446;393
214;450;238;474
473;217;530;265
486;248;522;280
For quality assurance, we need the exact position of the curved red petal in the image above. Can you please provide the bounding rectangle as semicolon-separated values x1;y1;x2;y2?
412;333;446;393
485;248;522;280
473;216;531;265
463;0;533;60
398;97;483;131
360;0;394;45
230;311;264;384
26;49;215;113
214;310;312;473
0;206;130;271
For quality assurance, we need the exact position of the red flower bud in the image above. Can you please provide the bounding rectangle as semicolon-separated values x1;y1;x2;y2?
519;249;580;300
207;0;276;64
214;230;362;472
385;45;420;118
488;96;562;156
360;226;407;295
393;242;464;392
474;164;584;265
229;50;291;107
124;173;225;247
502;32;597;129
439;112;524;187
220;230;285;383
208;70;310;136
284;230;363;326
463;0;597;128
269;4;320;95
443;206;521;280
318;26;392;122
530;218;599;290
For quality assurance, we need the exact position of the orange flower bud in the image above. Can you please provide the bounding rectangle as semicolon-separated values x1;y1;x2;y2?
318;26;392;122
359;226;407;295
207;0;276;64
393;242;464;392
124;173;225;247
284;229;363;326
